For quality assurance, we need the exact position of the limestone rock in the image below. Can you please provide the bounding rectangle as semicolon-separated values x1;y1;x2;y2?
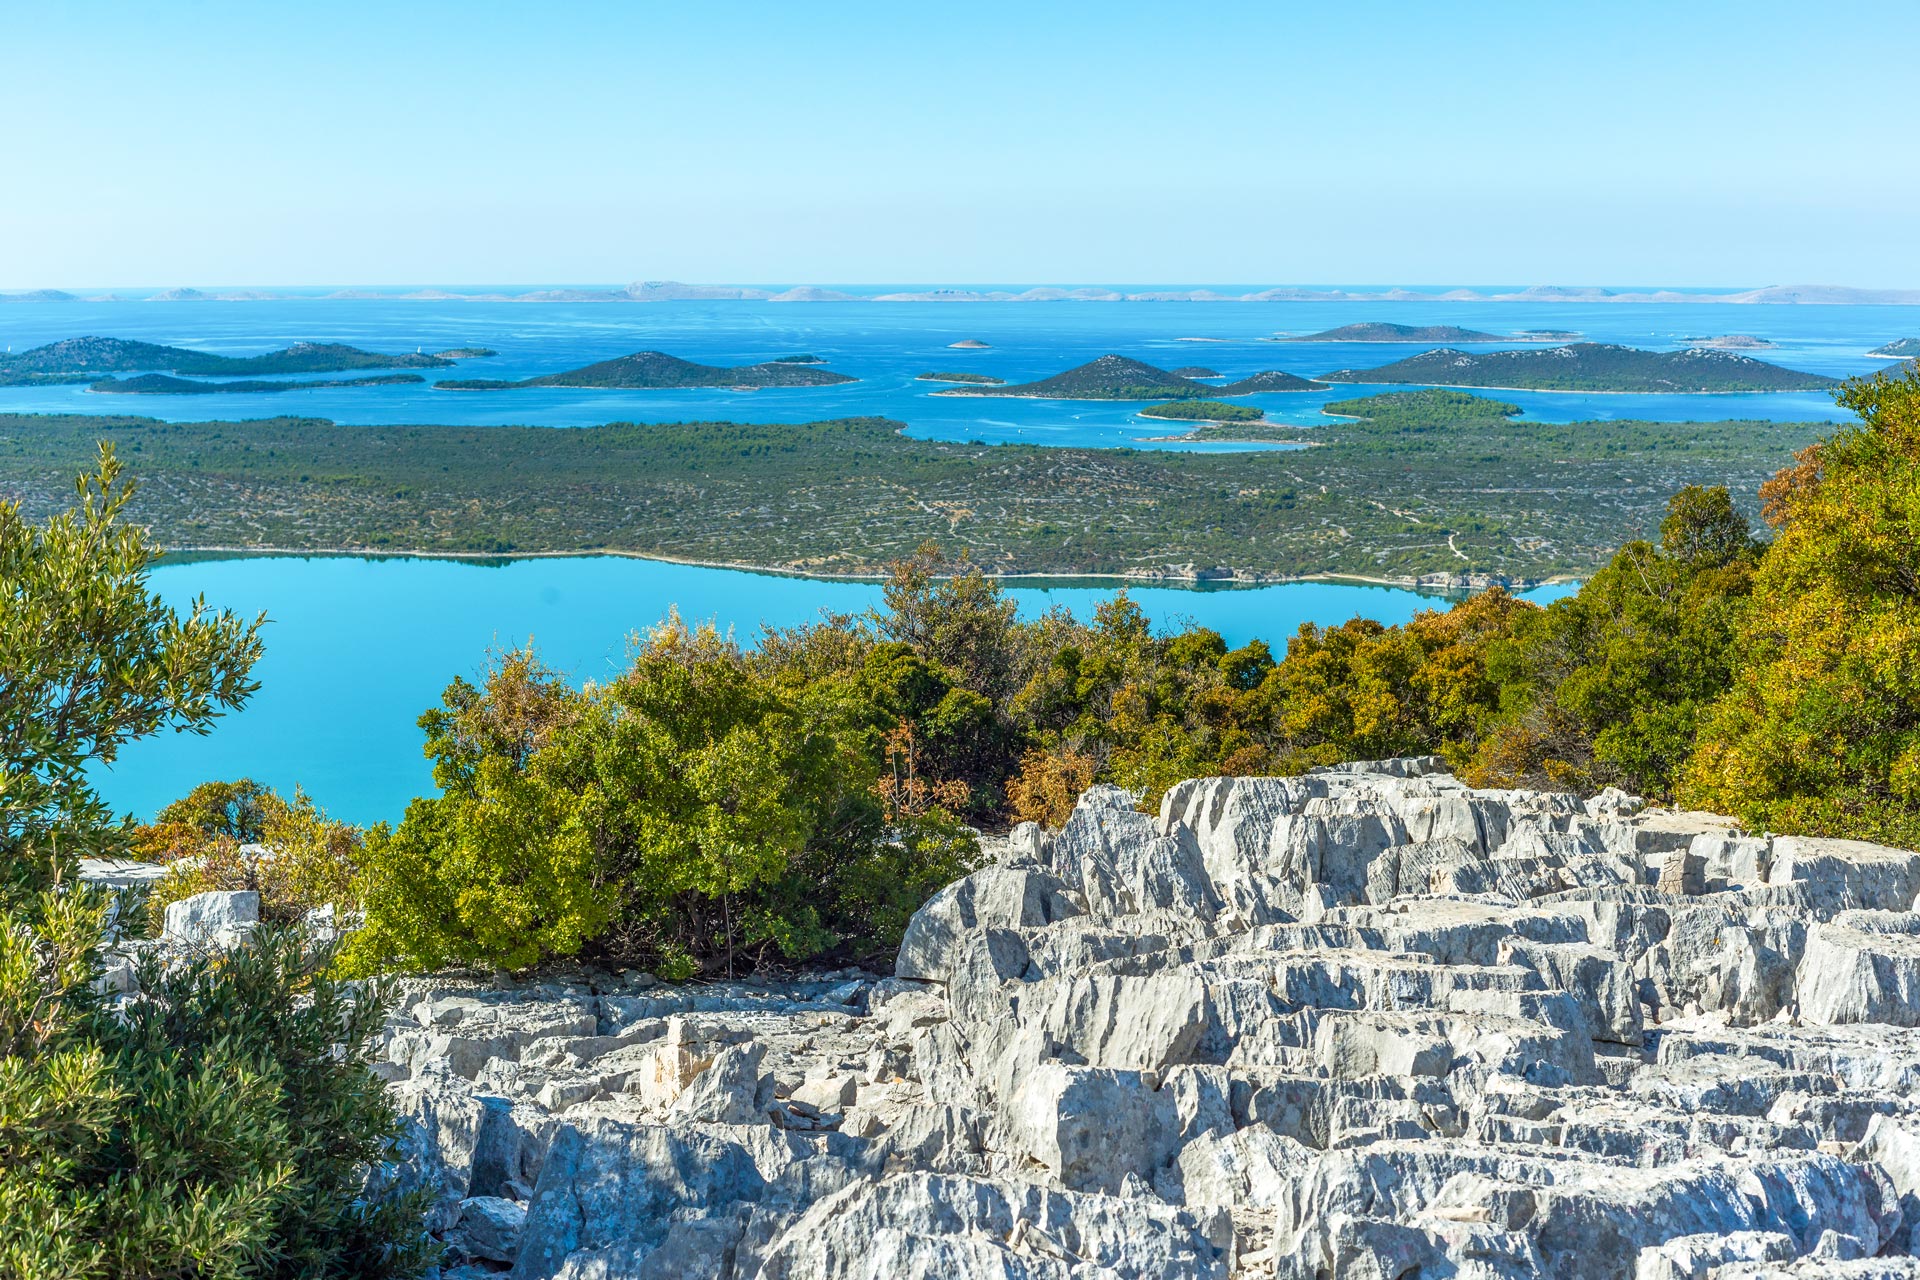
375;760;1920;1279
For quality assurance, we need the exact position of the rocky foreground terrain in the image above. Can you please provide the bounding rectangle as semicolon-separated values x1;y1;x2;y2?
145;759;1920;1278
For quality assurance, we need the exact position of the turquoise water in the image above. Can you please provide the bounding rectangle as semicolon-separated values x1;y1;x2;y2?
19;291;1892;819
93;554;1575;824
0;295;1894;447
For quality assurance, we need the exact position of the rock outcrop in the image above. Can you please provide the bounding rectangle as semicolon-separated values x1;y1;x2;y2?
360;761;1920;1278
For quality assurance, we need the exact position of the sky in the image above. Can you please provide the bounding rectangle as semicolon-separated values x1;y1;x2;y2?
4;0;1917;289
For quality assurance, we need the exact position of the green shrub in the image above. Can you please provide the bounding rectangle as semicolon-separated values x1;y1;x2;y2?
0;446;430;1278
139;782;365;930
1686;369;1920;842
1471;485;1758;799
346;622;978;977
0;892;435;1278
0;443;262;898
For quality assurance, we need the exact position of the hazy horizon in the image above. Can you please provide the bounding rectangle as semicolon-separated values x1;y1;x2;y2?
9;280;1920;295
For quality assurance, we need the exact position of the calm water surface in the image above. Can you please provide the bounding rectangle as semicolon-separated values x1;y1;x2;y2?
94;554;1575;824
0;295;1896;446
20;292;1890;817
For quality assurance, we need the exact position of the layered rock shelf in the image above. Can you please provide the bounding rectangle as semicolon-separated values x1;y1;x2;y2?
371;759;1920;1278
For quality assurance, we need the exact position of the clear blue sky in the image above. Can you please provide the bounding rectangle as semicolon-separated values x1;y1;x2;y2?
5;0;1916;288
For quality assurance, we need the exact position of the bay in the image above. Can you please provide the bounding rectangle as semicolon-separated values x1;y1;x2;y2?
93;554;1574;825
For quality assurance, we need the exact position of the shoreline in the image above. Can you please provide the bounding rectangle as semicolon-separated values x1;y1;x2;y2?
155;543;1569;593
932;387;1324;402
1316;378;1833;395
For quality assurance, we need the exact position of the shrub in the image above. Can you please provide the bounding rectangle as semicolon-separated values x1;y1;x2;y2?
1685;370;1920;842
0;446;427;1277
1007;746;1101;827
346;624;978;977
0;894;434;1278
140;782;365;929
0;444;262;899
1470;487;1758;799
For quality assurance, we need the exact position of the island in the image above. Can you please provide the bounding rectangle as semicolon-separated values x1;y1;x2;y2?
916;372;1007;385
1322;388;1524;422
947;339;991;349
1167;366;1221;378
1320;343;1838;393
931;354;1326;400
88;373;426;395
0;336;477;385
1138;400;1264;422
770;354;826;364
0;405;1825;584
433;350;856;391
1677;335;1776;349
1870;338;1920;358
1272;322;1512;343
436;347;498;359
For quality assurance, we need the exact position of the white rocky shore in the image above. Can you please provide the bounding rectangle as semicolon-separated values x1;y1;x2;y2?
123;759;1920;1278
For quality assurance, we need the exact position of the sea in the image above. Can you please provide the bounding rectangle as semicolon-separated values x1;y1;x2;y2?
1;288;1904;821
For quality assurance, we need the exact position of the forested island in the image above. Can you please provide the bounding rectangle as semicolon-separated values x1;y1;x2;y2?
1167;366;1221;377
0;336;473;385
932;354;1326;400
0;396;1821;582
915;371;1007;384
1138;400;1264;422
435;350;856;391
88;373;427;395
1322;342;1837;393
1871;338;1920;358
1274;322;1511;343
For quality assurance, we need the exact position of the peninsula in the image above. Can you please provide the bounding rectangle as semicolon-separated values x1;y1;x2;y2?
915;372;1006;385
0;337;474;385
1870;338;1920;358
88;373;426;395
434;350;857;391
1321;342;1838;393
932;354;1326;400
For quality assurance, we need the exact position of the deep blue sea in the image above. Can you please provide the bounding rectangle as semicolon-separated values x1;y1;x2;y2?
6;290;1903;821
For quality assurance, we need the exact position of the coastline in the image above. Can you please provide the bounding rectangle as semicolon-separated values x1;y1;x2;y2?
156;542;1566;593
931;387;1323;401
1315;378;1834;395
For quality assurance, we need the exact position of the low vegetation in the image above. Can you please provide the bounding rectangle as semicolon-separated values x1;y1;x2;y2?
1322;343;1837;393
0;448;431;1277
436;350;855;391
90;373;426;395
1138;399;1264;422
0;394;1828;581
933;354;1325;400
0;337;459;385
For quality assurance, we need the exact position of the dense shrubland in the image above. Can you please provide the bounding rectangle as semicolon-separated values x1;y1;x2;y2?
22;370;1920;984
108;369;1911;981
0;446;432;1277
